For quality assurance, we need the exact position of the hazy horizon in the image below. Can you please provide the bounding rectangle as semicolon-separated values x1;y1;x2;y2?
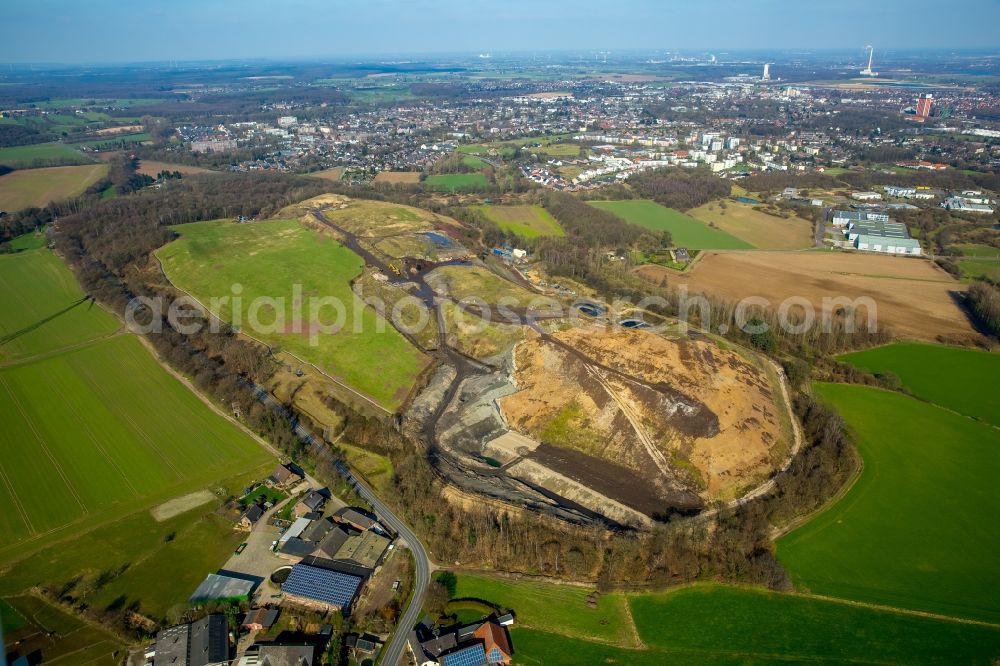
2;0;999;65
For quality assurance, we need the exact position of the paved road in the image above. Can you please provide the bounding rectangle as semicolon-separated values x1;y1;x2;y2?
337;462;430;666
243;378;429;666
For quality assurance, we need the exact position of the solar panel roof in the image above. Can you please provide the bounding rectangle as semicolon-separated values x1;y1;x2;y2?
282;563;362;608
441;643;487;666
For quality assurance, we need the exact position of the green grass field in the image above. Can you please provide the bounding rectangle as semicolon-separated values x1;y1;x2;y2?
8;229;48;251
72;132;151;148
478;204;564;238
452;573;636;645
0;249;120;361
0;469;265;621
0;163;108;211
955;243;1000;281
461;155;489;170
778;383;1000;622
425;173;490;192
588;200;753;249
453;575;1000;664
0;594;125;665
157;218;428;409
0;142;87;168
839;342;1000;426
0;333;273;557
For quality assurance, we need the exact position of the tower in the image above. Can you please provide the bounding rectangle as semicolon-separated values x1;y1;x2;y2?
916;94;933;118
860;46;878;77
762;63;771;81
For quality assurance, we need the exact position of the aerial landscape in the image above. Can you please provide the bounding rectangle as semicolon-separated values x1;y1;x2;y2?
1;0;999;664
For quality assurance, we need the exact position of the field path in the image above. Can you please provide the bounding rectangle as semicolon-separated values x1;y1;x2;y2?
0;460;35;535
584;364;672;478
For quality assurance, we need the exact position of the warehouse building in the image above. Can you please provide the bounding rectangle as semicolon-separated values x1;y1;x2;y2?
853;235;922;255
831;210;889;227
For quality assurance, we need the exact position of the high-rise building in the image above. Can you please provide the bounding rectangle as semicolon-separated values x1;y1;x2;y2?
916;94;933;118
762;63;771;81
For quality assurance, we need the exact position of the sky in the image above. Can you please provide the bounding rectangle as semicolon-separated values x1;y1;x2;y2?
2;0;999;64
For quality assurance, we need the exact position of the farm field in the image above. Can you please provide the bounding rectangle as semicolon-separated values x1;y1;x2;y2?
424;172;489;192
8;229;48;251
636;250;977;342
452;574;1000;664
461;155;489;169
72;131;150;148
0;142;87;168
477;204;564;238
778;383;1000;623
0;333;273;558
589;199;752;249
0;594;125;665
955;243;1000;281
136;159;216;178
0;163;108;211
839;342;1000;425
0;248;120;362
372;170;419;184
156;218;429;410
688;199;814;249
0;464;269;620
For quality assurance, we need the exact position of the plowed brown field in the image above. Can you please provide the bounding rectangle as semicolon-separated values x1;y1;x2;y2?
635;251;977;342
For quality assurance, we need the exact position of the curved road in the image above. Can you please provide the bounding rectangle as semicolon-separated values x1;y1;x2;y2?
336;462;430;666
244;379;429;666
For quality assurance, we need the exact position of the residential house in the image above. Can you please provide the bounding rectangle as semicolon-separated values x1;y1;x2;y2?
239;504;265;531
294;490;327;518
268;463;305;488
409;618;513;666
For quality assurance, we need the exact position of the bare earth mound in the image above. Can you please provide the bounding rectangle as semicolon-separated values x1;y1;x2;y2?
499;326;785;503
636;251;977;342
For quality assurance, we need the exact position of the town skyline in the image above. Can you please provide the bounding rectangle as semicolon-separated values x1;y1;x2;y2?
3;0;1000;64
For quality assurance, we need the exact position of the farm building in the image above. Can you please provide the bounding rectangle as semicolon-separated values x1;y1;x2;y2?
279;517;312;543
189;573;257;603
241;608;280;632
237;642;317;666
152;614;229;666
333;506;380;532
281;562;363;613
408;618;514;666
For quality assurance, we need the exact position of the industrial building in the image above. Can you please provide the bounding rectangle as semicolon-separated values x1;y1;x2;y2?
831;210;889;227
854;235;922;255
